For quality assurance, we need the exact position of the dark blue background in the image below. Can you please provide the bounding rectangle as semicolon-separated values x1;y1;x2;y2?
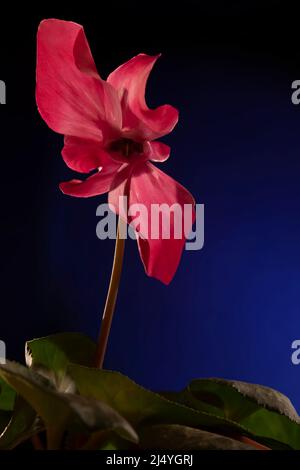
1;1;300;410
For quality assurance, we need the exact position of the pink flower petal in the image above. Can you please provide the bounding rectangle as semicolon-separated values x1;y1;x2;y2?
62;136;118;173
108;164;134;217
109;162;195;284
107;54;179;141
145;141;171;162
60;161;124;198
36;19;122;142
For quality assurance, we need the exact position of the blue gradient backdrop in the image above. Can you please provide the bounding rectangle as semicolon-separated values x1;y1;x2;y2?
1;2;300;410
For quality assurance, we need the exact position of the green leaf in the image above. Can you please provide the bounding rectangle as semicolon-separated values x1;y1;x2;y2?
188;379;300;422
176;378;300;450
0;361;137;449
0;377;16;411
68;365;254;438
139;424;258;450
0;397;40;449
26;333;96;389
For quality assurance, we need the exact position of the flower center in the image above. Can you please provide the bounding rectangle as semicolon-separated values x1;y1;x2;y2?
108;138;144;158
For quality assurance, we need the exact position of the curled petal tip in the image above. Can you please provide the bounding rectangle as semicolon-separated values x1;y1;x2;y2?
108;53;178;141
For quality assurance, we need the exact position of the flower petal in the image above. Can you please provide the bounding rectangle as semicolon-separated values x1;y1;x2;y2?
108;165;133;219
36;19;122;142
62;136;117;173
109;162;195;284
145;141;171;162
107;54;178;141
60;161;124;198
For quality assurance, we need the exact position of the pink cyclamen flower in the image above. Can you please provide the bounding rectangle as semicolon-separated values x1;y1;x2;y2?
36;19;195;284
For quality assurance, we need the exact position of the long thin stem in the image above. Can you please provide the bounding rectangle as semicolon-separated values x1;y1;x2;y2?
94;217;126;368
